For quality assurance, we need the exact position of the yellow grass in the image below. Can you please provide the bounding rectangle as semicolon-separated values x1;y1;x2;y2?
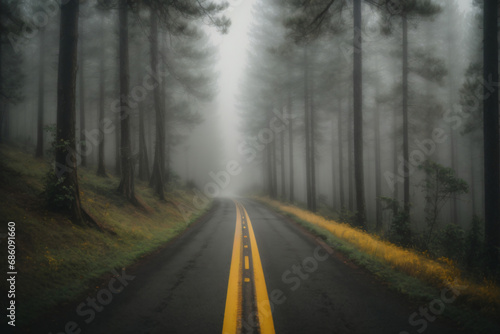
262;197;500;313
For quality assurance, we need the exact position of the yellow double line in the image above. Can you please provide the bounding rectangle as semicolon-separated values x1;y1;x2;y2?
222;201;275;334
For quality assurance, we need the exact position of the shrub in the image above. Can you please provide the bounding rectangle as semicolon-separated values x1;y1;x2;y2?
418;160;468;241
465;215;485;272
381;197;413;247
436;224;465;264
337;207;356;226
43;170;75;212
42;125;76;212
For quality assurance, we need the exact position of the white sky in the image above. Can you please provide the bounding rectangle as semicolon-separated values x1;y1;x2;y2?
457;0;473;13
212;0;257;160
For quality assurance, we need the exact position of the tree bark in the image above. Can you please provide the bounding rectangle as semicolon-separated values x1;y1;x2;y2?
138;104;150;181
148;11;165;200
353;0;366;228
267;140;273;197
78;33;86;167
54;0;83;224
280;103;286;199
470;137;476;215
375;95;382;232
117;0;138;204
402;13;410;215
288;82;294;203
35;27;46;158
162;41;171;185
3;105;9;142
331;115;336;209
96;18;107;178
393;105;399;201
272;129;278;198
348;92;354;211
115;112;121;175
304;46;312;211
447;8;458;225
310;74;317;212
483;0;500;271
337;97;345;209
0;28;3;143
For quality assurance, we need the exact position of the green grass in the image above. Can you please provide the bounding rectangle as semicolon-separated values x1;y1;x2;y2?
257;196;500;334
0;144;210;326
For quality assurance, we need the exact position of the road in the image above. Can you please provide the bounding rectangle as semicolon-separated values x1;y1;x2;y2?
38;198;466;334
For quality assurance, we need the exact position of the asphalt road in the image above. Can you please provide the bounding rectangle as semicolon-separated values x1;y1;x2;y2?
36;198;468;334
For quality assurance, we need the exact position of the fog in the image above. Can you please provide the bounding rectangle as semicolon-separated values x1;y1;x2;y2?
1;0;497;239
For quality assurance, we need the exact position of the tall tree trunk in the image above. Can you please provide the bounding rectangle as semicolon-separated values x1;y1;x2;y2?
280;104;286;199
450;127;458;222
54;0;83;224
35;27;46;158
96;19;107;178
447;8;458;225
3;105;9;142
115;111;121;175
337;97;345;209
162;48;171;185
267;142;273;197
331;115;336;209
149;11;165;200
483;0;500;271
138;104;150;181
0;31;3;143
310;76;317;212
272;130;278;198
165;137;171;184
375;95;382;232
117;0;137;204
353;0;365;228
470;136;477;216
393;106;399;201
288;83;294;203
402;13;410;215
78;34;86;167
348;92;354;211
304;46;312;210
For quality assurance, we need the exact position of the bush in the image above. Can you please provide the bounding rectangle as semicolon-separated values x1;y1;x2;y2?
380;197;413;247
418;160;468;241
43;170;75;212
185;179;198;190
42;125;76;212
337;207;356;226
465;215;485;272
387;209;412;248
167;170;182;188
436;224;465;264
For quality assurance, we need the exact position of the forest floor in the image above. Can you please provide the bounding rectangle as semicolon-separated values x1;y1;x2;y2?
0;144;211;328
257;197;500;334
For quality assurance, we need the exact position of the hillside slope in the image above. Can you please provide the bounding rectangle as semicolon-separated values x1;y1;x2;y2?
0;145;210;327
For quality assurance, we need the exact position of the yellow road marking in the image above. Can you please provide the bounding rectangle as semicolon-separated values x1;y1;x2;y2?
223;201;275;334
222;203;242;334
242;204;276;334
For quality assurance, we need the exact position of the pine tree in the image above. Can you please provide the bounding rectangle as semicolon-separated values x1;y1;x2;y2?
482;0;499;271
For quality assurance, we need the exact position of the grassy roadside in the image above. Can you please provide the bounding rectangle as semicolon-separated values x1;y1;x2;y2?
256;196;500;333
0;145;210;327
